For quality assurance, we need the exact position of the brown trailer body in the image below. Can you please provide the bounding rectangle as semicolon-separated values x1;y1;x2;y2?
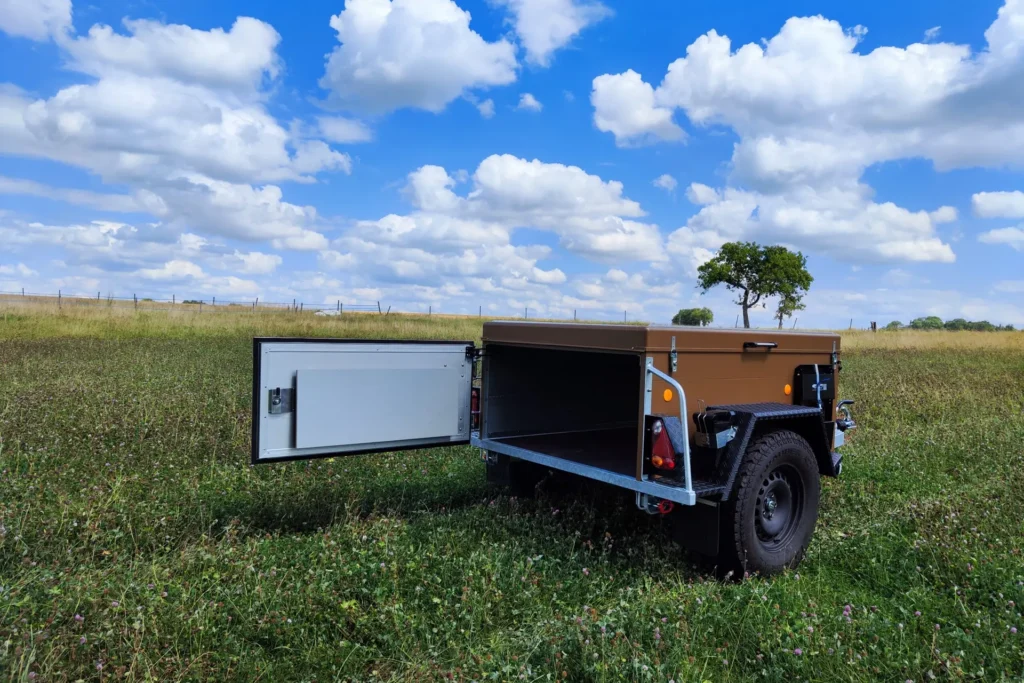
481;321;840;479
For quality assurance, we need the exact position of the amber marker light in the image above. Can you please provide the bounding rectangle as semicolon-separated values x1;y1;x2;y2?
784;384;792;396
663;388;674;402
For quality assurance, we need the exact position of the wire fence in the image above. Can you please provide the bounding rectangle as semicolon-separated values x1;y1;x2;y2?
0;289;622;322
0;289;389;315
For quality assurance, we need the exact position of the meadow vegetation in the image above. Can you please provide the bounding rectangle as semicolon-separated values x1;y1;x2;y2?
1;304;1022;681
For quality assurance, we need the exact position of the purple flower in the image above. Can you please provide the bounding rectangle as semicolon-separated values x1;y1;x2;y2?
793;648;803;656
914;610;921;617
80;636;87;645
935;623;941;631
74;614;84;622
28;673;36;679
111;601;119;608
1011;627;1018;634
582;568;590;576
96;662;103;671
807;626;814;633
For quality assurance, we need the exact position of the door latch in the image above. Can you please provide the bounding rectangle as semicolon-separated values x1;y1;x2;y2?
268;387;293;414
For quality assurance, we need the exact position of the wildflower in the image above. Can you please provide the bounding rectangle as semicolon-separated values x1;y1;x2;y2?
898;623;904;630
74;614;84;622
28;673;36;680
807;626;814;633
793;648;803;656
661;617;667;623
1011;627;1018;634
934;624;941;631
111;601;119;608
914;611;922;617
582;568;590;576
80;637;86;644
96;662;103;671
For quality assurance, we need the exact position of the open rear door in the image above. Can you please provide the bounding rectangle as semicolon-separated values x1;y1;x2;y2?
252;338;474;463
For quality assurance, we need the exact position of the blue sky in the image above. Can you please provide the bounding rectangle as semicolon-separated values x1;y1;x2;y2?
0;0;1022;327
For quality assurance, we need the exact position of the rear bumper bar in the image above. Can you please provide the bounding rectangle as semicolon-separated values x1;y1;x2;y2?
472;433;697;506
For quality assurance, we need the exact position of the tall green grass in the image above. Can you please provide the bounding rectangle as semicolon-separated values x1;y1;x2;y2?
0;307;1022;681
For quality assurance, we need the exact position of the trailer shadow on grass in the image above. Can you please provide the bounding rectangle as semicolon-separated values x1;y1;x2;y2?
198;465;707;579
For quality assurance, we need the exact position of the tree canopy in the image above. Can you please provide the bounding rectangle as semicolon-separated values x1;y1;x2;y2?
672;307;714;327
697;242;812;329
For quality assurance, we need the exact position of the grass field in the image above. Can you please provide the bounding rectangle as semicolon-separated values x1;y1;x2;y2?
1;307;1022;682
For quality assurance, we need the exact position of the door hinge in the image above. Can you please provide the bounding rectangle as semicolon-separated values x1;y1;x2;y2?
669;336;677;373
268;387;294;414
466;345;483;361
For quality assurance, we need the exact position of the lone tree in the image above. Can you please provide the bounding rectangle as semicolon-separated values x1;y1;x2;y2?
774;290;806;329
672;307;714;327
697;242;813;329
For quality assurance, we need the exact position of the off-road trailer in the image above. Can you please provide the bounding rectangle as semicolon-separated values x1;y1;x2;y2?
251;322;854;574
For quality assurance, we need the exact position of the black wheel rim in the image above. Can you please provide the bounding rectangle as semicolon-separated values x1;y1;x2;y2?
755;463;804;551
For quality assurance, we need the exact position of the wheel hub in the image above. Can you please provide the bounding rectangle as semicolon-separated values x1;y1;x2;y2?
755;466;802;546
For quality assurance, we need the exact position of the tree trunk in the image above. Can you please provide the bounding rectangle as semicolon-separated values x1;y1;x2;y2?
777;312;784;329
742;291;751;328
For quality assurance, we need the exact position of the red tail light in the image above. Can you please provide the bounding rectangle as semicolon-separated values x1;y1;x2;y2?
471;387;481;430
649;419;676;470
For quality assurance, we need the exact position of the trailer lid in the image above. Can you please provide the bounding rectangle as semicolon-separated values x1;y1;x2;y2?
482;321;840;354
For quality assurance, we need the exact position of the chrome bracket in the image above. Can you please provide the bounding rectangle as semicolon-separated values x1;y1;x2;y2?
268;387;293;415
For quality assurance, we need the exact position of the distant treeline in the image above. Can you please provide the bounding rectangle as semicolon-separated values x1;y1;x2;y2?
886;316;1015;331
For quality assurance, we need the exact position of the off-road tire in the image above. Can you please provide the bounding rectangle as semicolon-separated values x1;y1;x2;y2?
722;429;820;576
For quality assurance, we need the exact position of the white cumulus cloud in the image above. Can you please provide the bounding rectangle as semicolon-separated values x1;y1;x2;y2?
973;190;1024;218
517;93;543;112
653;174;677;193
494;0;610;66
320;0;517;114
0;0;70;41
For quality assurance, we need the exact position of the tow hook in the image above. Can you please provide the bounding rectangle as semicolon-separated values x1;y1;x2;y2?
636;493;675;515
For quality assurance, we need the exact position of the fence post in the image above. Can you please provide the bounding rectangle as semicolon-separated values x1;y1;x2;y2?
173;294;175;305
22;288;25;296
377;301;382;315
212;297;215;307
337;300;340;312
792;318;798;329
340;302;343;315
199;301;203;313
574;309;576;321
134;294;137;309
479;305;482;318
58;290;61;308
429;305;432;316
524;307;528;319
734;315;739;328
624;310;627;322
300;303;303;312
293;298;296;312
97;291;100;301
849;318;853;330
